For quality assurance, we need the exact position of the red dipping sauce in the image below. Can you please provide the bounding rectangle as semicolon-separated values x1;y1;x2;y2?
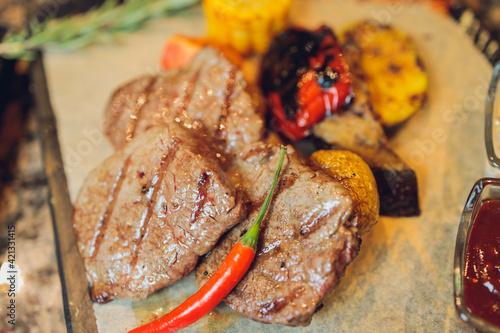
464;199;500;327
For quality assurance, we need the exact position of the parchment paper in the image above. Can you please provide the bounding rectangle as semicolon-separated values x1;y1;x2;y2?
43;1;493;331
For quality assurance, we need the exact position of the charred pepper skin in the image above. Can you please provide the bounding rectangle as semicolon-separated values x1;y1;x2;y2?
261;26;353;141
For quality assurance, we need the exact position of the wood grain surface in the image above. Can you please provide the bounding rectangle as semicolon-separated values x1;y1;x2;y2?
31;53;97;333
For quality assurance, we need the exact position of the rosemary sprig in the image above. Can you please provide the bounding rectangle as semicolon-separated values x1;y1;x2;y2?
0;0;200;60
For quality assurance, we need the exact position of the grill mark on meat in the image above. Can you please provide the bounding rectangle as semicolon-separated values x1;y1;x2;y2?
175;69;201;124
126;76;157;143
215;66;237;143
90;155;132;259
249;174;297;212
129;143;180;268
300;212;330;236
159;70;183;121
192;172;210;223
277;174;297;195
299;196;340;236
255;285;306;318
259;296;293;317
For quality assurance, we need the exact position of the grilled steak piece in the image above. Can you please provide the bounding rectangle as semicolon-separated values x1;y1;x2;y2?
196;143;359;327
73;125;246;303
103;47;264;158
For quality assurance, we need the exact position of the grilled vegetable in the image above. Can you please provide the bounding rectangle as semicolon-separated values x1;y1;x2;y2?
309;150;379;234
160;34;244;70
128;146;287;333
342;21;428;127
203;0;291;54
261;26;353;141
161;34;203;70
313;58;420;217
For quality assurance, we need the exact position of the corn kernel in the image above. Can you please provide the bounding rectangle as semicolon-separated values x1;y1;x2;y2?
203;0;291;55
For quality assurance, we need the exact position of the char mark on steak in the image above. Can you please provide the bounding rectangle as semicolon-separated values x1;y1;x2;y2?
103;47;264;158
125;76;158;143
128;143;179;269
196;143;360;327
214;66;237;144
88;154;131;259
73;124;246;302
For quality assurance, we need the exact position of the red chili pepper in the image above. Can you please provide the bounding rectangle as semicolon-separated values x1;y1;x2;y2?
128;146;287;333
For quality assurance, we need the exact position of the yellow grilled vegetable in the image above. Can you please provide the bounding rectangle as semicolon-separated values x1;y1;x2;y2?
309;150;379;234
203;0;291;54
342;21;428;127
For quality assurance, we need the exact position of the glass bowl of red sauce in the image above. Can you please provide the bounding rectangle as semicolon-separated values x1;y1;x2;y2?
454;62;500;332
485;62;500;177
454;179;500;332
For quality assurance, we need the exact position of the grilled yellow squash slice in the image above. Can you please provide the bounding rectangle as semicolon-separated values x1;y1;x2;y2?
342;21;428;127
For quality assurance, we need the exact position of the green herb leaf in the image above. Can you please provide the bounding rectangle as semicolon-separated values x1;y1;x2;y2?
0;0;200;60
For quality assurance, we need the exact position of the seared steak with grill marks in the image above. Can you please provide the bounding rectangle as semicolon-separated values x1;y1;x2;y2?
72;125;246;302
196;143;359;327
103;47;264;157
80;47;367;326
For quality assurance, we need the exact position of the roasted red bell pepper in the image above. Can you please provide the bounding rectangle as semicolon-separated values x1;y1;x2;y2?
261;26;353;141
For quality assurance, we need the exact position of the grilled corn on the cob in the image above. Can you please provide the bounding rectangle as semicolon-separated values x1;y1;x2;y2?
203;0;291;54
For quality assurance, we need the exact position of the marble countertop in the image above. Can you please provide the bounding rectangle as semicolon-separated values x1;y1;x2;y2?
0;0;106;330
0;96;65;331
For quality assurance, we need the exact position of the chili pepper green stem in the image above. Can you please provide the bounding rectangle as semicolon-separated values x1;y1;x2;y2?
239;146;287;251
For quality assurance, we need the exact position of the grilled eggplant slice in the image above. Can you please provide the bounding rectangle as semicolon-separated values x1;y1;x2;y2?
313;44;420;217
